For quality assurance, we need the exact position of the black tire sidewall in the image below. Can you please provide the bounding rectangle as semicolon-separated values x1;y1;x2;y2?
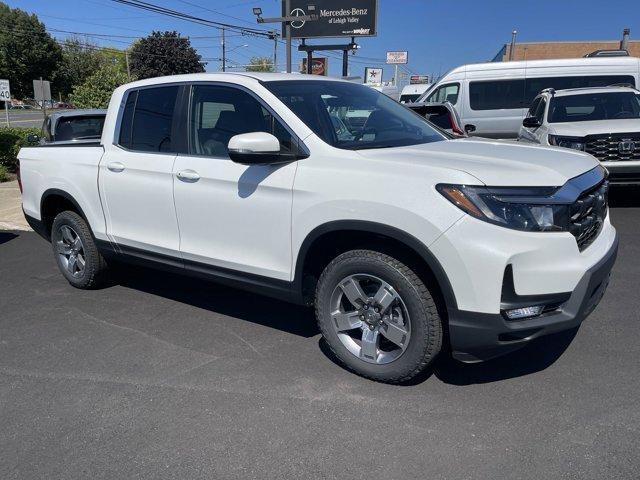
51;211;103;289
316;251;440;382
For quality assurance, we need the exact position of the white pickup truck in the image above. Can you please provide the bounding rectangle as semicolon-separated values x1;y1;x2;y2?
18;73;618;383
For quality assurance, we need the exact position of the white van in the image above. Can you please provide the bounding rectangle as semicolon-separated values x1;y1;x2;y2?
418;57;640;138
399;83;431;104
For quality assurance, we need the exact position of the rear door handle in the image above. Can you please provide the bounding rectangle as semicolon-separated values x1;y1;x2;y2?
107;162;125;173
176;170;200;182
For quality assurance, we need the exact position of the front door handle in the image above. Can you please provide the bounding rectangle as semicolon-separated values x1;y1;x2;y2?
176;170;200;182
107;162;125;173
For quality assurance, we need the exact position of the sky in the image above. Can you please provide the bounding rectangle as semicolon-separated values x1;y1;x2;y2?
8;0;640;82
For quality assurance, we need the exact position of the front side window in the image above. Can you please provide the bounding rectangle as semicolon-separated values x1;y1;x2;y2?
425;83;460;104
535;99;547;123
189;84;296;158
118;86;179;153
527;97;542;118
264;80;446;150
548;92;640;123
469;79;525;110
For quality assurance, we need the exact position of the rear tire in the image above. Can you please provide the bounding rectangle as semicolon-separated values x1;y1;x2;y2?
51;211;108;289
315;249;442;383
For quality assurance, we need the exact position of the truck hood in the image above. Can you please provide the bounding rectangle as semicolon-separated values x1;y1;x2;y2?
549;119;640;137
355;137;598;187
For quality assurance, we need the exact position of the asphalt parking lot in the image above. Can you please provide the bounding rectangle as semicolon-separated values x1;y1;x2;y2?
0;188;639;480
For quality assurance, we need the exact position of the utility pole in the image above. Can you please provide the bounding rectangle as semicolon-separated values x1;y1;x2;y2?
272;30;278;72
125;50;131;81
40;77;46;122
509;30;517;61
221;27;226;72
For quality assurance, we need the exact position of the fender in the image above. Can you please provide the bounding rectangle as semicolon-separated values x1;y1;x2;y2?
293;220;458;312
39;188;91;236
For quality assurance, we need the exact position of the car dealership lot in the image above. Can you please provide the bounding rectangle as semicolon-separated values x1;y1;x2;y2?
0;191;639;479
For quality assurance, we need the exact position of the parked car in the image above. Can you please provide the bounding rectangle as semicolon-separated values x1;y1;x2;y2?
399;83;431;104
54;102;74;109
518;86;640;184
10;104;35;110
418;56;640;138
32;109;107;144
405;101;466;136
18;73;617;383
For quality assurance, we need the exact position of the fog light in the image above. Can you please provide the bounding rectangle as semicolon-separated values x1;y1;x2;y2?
504;306;543;320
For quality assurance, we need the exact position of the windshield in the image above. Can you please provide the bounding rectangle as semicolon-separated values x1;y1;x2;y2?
548;92;640;123
264;80;446;150
400;94;421;104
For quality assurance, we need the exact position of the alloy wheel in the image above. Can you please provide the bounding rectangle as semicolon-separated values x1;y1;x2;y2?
55;225;86;278
329;274;411;364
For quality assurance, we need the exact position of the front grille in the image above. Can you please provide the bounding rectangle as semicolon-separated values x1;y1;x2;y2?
568;180;609;251
585;133;640;162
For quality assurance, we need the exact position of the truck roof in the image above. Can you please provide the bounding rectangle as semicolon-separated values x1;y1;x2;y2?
119;72;347;90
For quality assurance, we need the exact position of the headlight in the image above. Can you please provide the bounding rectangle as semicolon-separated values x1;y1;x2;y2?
437;184;570;232
548;134;585;151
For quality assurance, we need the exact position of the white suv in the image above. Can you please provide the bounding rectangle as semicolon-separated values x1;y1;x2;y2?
18;73;618;383
519;85;640;184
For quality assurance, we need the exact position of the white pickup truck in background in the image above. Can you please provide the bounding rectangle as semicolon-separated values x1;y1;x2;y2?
17;73;618;383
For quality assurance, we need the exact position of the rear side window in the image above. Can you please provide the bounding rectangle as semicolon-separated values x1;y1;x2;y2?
118;86;179;153
469;79;525;110
524;75;635;105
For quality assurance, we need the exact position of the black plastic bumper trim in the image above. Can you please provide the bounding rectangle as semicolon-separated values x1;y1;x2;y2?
448;233;619;363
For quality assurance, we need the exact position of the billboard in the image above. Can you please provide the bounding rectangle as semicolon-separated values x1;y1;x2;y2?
283;0;378;39
300;57;329;75
364;67;383;85
386;51;408;64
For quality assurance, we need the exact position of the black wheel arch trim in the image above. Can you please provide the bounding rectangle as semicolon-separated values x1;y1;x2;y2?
293;220;458;312
39;189;91;238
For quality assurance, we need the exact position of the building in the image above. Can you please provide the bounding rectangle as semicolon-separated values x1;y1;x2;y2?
492;29;639;61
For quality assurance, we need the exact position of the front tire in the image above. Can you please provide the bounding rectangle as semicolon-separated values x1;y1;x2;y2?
51;211;108;289
315;249;443;383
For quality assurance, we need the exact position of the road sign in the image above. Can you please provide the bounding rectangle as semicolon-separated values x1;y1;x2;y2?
0;79;9;127
364;67;383;85
0;79;10;101
33;79;52;102
284;0;378;39
386;51;408;64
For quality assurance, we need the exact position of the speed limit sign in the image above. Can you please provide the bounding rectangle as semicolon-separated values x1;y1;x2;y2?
0;79;10;101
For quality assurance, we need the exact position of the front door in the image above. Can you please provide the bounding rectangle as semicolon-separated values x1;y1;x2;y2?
172;84;299;281
99;85;182;256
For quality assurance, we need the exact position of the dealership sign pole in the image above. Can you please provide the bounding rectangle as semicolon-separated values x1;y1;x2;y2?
0;79;10;127
386;51;408;87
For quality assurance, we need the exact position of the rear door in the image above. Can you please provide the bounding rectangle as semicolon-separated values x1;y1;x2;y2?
99;85;183;256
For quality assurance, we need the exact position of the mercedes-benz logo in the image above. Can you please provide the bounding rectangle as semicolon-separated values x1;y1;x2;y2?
290;8;306;29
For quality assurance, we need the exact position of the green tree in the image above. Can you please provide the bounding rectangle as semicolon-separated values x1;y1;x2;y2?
54;37;104;98
129;31;204;80
245;56;274;72
0;2;63;98
69;62;129;109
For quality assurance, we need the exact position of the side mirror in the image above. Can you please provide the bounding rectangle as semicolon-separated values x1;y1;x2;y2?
464;124;476;134
26;133;40;144
228;132;284;165
522;117;541;129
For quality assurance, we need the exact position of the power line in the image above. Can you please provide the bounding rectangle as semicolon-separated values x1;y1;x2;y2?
109;0;273;37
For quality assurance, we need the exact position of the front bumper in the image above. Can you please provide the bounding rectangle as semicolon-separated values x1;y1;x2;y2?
448;233;618;362
602;162;640;185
